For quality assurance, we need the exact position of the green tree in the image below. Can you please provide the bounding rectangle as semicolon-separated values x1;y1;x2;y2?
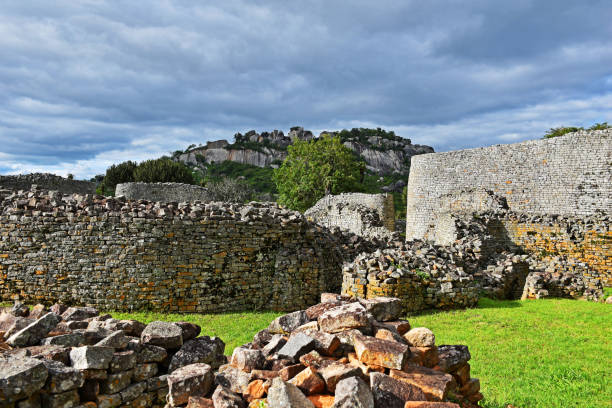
273;135;364;212
102;160;137;192
133;158;194;184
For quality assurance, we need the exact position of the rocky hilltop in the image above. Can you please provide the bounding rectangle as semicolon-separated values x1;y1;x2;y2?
178;127;434;175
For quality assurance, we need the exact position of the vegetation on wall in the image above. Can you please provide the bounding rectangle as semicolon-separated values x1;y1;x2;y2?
543;122;610;139
273;135;365;212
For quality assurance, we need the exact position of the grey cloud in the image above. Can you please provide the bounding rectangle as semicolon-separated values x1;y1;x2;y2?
0;0;610;178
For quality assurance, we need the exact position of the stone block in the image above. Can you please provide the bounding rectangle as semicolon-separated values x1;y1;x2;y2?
354;334;409;370
169;336;226;372
369;372;427;408
268;311;309;335
231;347;265;373
332;376;373;408
391;367;456;401
0;357;48;402
70;346;114;370
167;363;214;407
6;313;62;347
42;360;85;393
267;377;315;408
318;303;371;334
140;321;183;349
359;297;402;321
404;328;435;348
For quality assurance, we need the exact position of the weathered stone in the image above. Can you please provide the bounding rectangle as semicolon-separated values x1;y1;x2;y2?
268;311;309;335
40;389;80;408
10;302;29;317
62;307;99;321
301;331;340;356
267;377;315;408
459;377;480;396
245;379;266;402
146;374;168;391
81;369;107;380
409;347;439;368
96;393;122;408
115;320;146;337
390;367;456;401
404;328;435;348
332;376;374;408
307;394;335;408
359;297;402;322
252;329;273;349
70;346;114;370
133;343;167;363
95;331;129;349
132;363;158;381
231;347;265;373
0;357;48;402
317;363;362;393
0;313;32;337
318;304;371;334
140;321;183;349
215;364;252;394
26;345;71;365
29;304;47;320
81;328;111;345
41;333;84;347
65;321;89;330
167;363;214;407
169;336;225;372
354;334;408;370
305;302;343;320
450;363;470;387
268;358;296;372
187;396;215;408
6;313;62;347
289;367;325;395
262;334;287;357
251;369;280;381
277;333;316;362
383;321;412;336
279;364;306;381
120;381;147;402
374;328;405;344
100;370;133;394
436;346;470;373
16;392;41;408
212;385;246;408
109;350;137;373
335;330;362;347
42;359;85;393
295;321;320;332
50;304;68;316
175;322;201;342
369;372;427;408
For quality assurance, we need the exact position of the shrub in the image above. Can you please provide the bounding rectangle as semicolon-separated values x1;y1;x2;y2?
133;158;194;184
101;160;137;192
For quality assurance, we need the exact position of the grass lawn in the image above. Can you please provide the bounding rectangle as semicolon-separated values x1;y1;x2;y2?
111;298;611;408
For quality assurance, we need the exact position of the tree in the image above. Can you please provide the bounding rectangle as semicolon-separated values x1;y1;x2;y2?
133;158;194;184
102;160;137;192
205;177;255;203
273;135;365;212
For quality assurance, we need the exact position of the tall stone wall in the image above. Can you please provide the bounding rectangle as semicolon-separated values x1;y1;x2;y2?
0;173;95;195
305;193;396;238
406;129;611;241
0;191;343;312
115;182;213;203
405;130;611;285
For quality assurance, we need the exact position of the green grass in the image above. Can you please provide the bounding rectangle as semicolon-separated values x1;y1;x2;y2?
409;298;612;408
603;286;612;298
111;298;611;408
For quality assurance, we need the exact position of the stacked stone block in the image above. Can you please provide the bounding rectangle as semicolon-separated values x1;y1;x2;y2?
0;173;95;195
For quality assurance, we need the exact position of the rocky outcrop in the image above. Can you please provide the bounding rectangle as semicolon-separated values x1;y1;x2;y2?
177;127;434;175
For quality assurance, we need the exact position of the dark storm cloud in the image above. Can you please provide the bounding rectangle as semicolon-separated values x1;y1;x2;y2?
0;0;610;177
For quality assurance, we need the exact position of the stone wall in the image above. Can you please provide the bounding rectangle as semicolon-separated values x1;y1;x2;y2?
305;193;396;239
0;173;96;195
406;129;611;241
115;182;214;203
405;129;611;287
0;190;344;312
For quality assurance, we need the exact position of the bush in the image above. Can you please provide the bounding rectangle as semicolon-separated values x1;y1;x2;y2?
133;158;194;184
273;135;364;212
543;122;610;139
101;161;137;192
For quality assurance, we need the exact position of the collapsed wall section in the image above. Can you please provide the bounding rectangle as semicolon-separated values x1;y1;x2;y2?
0;191;343;312
115;182;213;203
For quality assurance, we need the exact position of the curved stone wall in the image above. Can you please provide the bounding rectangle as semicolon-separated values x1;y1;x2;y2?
115;182;213;203
406;129;611;241
0;173;95;194
0;190;343;312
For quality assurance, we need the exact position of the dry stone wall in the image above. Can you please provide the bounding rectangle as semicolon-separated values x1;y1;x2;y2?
305;193;396;239
406;129;611;241
0;173;95;195
115;182;213;203
0;190;344;312
406;129;611;287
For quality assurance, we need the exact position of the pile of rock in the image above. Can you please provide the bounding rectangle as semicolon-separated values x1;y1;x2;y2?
192;294;483;408
0;303;226;407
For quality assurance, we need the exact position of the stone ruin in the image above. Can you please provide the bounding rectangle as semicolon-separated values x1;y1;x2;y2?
0;173;96;196
115;183;214;203
1;295;482;408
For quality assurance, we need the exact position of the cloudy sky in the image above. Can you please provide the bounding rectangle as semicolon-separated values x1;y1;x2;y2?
1;1;611;179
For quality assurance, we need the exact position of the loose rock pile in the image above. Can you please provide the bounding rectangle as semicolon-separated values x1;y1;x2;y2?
0;303;226;407
0;296;483;407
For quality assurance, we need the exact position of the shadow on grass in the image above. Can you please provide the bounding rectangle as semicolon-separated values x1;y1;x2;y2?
407;297;523;318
